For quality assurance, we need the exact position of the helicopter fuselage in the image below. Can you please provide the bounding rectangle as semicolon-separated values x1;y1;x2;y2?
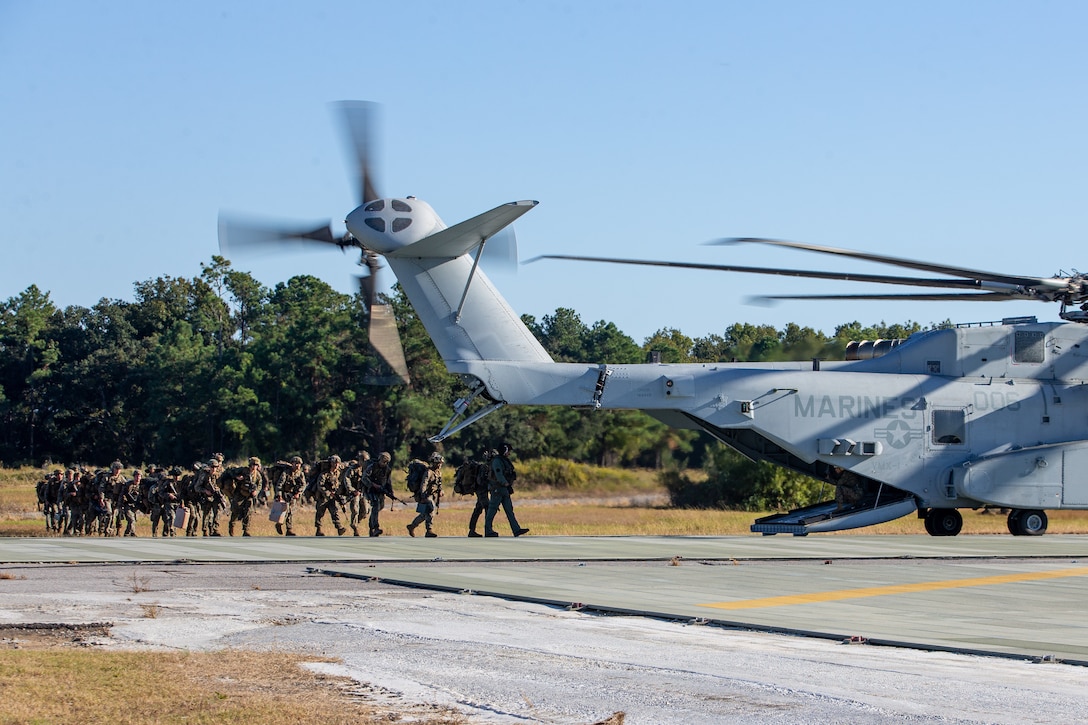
445;317;1088;523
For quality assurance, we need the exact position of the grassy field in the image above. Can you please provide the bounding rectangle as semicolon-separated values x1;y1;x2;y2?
0;646;466;725
5;464;1088;537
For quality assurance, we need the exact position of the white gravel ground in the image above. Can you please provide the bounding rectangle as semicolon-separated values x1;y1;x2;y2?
1;561;1086;724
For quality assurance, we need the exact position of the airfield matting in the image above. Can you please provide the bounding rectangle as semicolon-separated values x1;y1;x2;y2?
4;534;1088;663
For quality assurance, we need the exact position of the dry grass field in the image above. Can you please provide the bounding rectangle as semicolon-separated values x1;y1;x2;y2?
0;646;466;725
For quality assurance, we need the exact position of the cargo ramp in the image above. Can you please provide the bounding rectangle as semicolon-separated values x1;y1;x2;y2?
752;493;917;536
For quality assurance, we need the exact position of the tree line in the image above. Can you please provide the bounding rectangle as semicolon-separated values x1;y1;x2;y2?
0;256;943;486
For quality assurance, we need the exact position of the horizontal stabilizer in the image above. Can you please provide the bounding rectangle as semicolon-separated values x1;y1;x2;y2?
388;200;538;259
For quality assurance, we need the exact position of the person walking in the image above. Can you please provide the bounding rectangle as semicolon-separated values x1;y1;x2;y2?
364;452;396;537
484;443;529;538
407;453;443;538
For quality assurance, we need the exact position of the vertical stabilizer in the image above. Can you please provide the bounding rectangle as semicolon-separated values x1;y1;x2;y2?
383;201;552;367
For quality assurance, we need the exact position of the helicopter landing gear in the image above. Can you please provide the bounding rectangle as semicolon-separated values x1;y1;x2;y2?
924;508;963;536
1007;509;1048;536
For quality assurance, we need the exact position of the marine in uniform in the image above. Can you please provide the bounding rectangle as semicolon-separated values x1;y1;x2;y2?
340;452;370;536
270;455;306;533
484;443;529;538
467;450;494;537
271;456;306;535
151;468;181;537
364;452;395;537
407;453;443;538
228;457;264;536
116;469;143;537
196;458;225;536
312;455;347;536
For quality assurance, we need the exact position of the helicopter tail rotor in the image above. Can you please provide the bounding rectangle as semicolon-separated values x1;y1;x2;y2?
217;102;412;385
356;252;410;385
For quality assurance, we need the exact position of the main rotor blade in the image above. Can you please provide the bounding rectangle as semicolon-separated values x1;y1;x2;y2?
528;254;999;290
751;292;1024;302
721;238;1053;289
218;214;344;258
334;101;381;205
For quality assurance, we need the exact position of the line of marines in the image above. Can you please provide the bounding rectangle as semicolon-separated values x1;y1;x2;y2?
34;443;527;539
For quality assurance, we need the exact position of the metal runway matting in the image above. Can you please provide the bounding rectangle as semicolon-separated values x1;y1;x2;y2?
5;534;1088;663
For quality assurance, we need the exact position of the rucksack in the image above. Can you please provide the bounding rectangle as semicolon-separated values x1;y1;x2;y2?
453;461;478;495
405;459;428;494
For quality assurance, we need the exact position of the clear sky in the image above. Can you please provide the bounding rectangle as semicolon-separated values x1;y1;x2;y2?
3;1;1087;344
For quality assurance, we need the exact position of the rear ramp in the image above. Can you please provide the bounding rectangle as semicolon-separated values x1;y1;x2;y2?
751;497;918;535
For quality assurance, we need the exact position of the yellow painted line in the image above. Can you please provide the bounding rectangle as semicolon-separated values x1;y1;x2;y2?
700;566;1088;610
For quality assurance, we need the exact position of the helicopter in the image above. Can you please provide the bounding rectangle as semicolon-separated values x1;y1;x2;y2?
222;102;1088;538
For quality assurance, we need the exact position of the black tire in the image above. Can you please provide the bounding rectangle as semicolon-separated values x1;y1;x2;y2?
1018;509;1048;536
1007;510;1022;535
925;508;963;536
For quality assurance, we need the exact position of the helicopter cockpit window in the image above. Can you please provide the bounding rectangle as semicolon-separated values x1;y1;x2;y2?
391;199;412;212
1013;331;1045;363
364;200;385;212
391;218;412;232
365;218;386;233
931;409;965;445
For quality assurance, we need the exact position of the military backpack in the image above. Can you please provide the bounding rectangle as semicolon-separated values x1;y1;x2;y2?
405;459;429;495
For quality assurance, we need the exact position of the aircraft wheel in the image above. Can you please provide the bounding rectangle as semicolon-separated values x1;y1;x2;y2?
925;508;963;536
1006;510;1022;535
1018;509;1048;536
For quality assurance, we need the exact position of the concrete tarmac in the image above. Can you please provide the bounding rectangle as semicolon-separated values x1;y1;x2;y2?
4;534;1088;664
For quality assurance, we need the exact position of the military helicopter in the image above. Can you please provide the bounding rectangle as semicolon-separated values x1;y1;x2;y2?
222;102;1088;537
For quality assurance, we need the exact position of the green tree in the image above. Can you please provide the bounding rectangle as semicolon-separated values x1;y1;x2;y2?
664;445;829;511
642;328;694;363
0;286;59;463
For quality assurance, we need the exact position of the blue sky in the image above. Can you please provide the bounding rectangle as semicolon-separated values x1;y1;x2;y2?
3;1;1087;344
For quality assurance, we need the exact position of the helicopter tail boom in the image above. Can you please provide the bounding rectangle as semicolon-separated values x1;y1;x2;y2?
383;201;552;370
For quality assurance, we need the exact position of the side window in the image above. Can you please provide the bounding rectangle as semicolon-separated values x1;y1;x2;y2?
932;409;965;445
1014;331;1045;363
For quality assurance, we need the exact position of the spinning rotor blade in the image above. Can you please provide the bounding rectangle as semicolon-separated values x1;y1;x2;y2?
528;254;994;290
356;255;409;386
365;303;411;386
334;101;381;204
752;292;1024;303
721;237;1053;289
218;214;350;258
479;225;520;273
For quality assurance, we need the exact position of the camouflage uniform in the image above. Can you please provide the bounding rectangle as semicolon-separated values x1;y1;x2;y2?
98;462;126;536
42;470;64;533
312;456;347;536
151;470;181;537
195;459;225;536
181;464;202;536
116;470;143;537
61;470;85;536
364;453;395;537
484;444;529;537
228;457;264;537
407;453;444;538
340;452;370;536
271;456;306;535
58;469;79;535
